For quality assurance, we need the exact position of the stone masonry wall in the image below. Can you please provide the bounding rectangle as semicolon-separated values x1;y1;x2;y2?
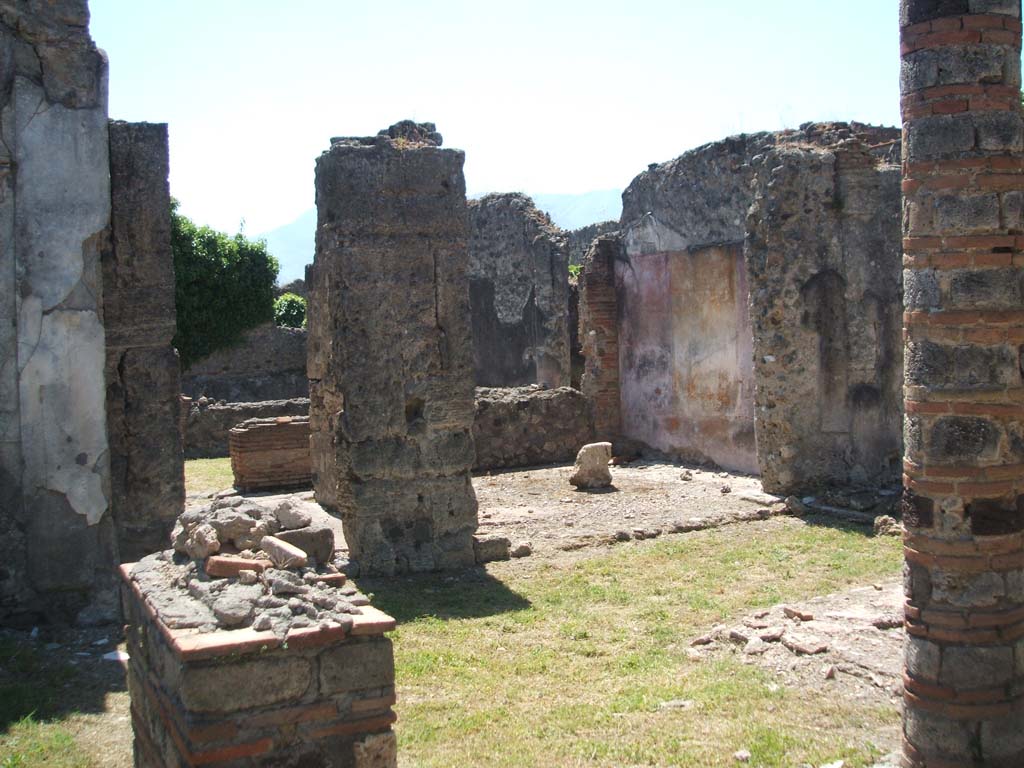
105;120;185;562
578;235;623;441
746;136;904;493
468;193;570;388
184;398;310;459
473;386;593;471
121;564;398;768
899;1;1024;765
0;0;119;624
309;121;478;576
182;323;309;402
567;220;618;267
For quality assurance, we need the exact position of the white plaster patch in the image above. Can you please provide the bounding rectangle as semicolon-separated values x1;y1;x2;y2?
623;213;689;257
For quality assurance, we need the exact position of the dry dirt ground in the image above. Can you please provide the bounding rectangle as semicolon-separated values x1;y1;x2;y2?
10;460;904;767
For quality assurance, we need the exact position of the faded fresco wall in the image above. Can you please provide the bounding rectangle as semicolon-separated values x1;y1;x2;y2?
0;0;119;623
614;123;902;486
617;244;756;472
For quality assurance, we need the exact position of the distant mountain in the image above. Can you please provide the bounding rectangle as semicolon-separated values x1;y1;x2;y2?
260;189;623;284
529;190;622;231
258;208;316;285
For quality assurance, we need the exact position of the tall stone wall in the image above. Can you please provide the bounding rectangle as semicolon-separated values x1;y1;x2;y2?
182;322;309;402
104;121;184;562
567;221;618;267
309;121;478;576
578;235;623;441
746;138;903;493
468;193;570;388
0;1;119;624
899;1;1024;765
610;123;902;483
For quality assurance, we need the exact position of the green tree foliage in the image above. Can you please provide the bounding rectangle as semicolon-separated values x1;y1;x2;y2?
171;200;279;368
273;292;307;328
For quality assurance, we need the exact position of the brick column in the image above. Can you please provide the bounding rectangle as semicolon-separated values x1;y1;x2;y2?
578;235;623;441
900;1;1024;765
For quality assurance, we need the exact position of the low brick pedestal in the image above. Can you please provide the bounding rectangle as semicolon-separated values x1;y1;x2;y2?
229;416;312;492
119;564;398;768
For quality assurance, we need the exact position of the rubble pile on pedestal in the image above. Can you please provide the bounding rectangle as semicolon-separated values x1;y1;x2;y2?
126;497;367;638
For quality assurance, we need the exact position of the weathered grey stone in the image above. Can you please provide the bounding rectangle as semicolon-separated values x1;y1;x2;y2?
319;638;395;695
184;523;220;560
182;323;309;402
260;535;308;569
104;121;184;562
309;122;478;575
275;524;335;565
473;386;594;470
180;657;313;713
473;535;511;563
569;442;613;489
468;193;570;388
275;498;313;530
745;134;903;494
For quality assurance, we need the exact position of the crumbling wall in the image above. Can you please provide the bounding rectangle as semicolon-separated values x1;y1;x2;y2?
567;220;618;266
746;137;903;493
473;386;594;471
184;398;310;459
614;123;902;481
182;322;309;402
309;121;478;575
578;235;623;440
104;120;185;562
0;0;119;623
468;193;570;388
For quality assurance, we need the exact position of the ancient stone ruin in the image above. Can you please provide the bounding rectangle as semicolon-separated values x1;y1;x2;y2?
580;123;903;493
307;122;479;576
1;1;183;624
468;193;571;388
121;499;396;767
899;0;1024;764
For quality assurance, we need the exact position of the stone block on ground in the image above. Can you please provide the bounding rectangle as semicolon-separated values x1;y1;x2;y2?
569;442;613;489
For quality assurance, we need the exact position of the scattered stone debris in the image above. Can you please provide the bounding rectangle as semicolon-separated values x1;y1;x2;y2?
473;534;512;563
127;498;368;638
782;606;814;622
872;515;902;537
569;442;613;489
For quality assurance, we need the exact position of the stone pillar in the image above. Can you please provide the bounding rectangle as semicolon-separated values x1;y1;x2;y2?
900;1;1024;764
105;121;185;563
0;1;119;624
467;193;570;389
578;235;623;440
308;121;478;576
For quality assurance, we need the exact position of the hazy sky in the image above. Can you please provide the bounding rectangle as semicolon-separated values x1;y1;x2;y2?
88;0;901;235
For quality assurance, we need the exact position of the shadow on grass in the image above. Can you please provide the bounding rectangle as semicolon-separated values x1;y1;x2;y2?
357;568;532;623
796;510;892;539
0;629;127;732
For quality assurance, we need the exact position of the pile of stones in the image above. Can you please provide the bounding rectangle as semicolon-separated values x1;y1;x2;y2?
126;497;368;637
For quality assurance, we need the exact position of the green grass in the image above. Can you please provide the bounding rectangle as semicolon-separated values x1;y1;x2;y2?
184;457;233;496
365;518;903;768
0;641;92;768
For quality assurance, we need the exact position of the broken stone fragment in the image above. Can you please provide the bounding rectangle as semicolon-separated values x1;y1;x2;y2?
510;541;533;558
266;569;309;595
782;606;814;622
260;536;308;569
184;523;220;560
873;515;902;537
275;524;334;564
781;633;828;655
784;496;809;515
211;585;261;627
274;499;313;530
312;573;347;588
473;535;511;563
569;442;613;489
238;569;258;585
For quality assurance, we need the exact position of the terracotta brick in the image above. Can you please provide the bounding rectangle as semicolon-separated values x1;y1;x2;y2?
245;702;338;729
204;556;273;579
982;28;1020;45
963;14;1010;30
307;712;397;742
191;737;274;766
